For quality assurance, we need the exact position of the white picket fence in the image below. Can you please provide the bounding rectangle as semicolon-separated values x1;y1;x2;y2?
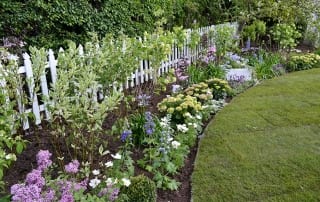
1;22;238;130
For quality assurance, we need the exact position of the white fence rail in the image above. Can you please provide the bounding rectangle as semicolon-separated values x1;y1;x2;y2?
1;23;238;130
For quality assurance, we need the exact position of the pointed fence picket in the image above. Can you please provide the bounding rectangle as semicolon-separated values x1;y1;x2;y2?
1;22;238;130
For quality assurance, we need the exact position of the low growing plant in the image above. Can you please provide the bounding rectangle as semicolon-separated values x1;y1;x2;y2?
206;78;232;100
157;94;202;125
286;53;320;72
119;175;156;202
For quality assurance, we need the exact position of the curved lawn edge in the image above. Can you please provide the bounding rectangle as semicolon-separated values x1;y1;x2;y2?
191;69;320;201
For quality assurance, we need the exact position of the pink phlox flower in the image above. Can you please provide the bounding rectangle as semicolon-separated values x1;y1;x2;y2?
59;192;74;202
73;178;88;191
208;46;216;53
36;150;52;171
11;184;42;202
64;160;80;174
26;169;45;188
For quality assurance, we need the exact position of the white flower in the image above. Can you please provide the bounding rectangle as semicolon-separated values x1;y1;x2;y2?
196;114;202;120
92;169;100;175
122;178;131;187
106;178;113;186
114;178;118;184
171;141;181;149
105;161;113;168
111;153;122;160
176;124;188;133
202;105;209;109
172;85;181;93
183;112;192;118
5;153;16;161
89;177;101;188
7;54;18;61
168;137;173;142
193;123;198;128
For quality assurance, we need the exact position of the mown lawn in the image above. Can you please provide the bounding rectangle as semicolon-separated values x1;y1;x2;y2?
192;68;320;202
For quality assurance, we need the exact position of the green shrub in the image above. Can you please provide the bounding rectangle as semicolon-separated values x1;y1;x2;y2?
0;0;176;49
157;94;202;124
206;78;232;100
120;175;156;202
286;53;320;72
270;23;302;50
241;20;266;45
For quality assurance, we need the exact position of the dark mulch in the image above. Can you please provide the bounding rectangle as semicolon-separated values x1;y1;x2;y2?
2;81;202;202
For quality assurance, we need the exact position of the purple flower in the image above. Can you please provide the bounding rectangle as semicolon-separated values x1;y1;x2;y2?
98;187;109;197
137;94;151;106
109;188;120;202
175;67;189;81
120;130;132;142
65;160;80;174
73;178;88;191
60;192;74;202
44;189;55;201
208;46;216;53
36;150;52;171
26;169;45;188
11;184;41;202
144;112;155;135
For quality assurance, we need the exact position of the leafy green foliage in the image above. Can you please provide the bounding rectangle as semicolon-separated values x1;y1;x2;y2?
188;63;226;84
270;23;302;50
0;49;27;192
47;42;123;166
0;0;177;49
213;24;238;63
120;175;156;202
248;50;284;79
241;20;266;44
206;78;232;100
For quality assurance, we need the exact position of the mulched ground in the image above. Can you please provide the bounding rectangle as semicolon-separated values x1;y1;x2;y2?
2;81;204;202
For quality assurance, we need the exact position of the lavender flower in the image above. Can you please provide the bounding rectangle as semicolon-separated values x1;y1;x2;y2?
36;150;52;171
144;112;155;135
26;169;45;188
120;130;132;142
65;160;80;174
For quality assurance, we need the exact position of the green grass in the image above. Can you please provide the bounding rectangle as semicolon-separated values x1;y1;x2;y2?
192;69;320;202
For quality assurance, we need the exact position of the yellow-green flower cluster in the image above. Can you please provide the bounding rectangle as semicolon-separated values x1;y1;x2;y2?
184;82;213;103
157;94;202;118
289;53;320;71
206;78;232;100
291;53;320;65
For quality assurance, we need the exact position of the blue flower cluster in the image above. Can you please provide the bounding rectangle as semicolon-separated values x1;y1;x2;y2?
144;111;155;135
120;130;132;142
